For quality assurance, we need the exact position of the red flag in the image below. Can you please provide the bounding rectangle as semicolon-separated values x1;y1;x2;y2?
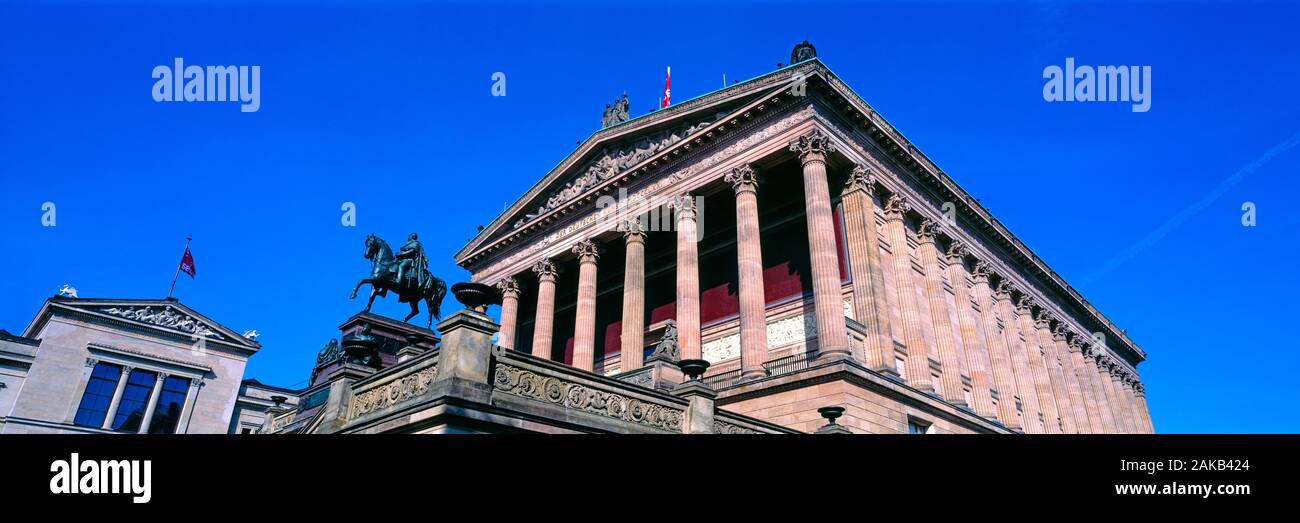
179;247;196;278
661;66;671;108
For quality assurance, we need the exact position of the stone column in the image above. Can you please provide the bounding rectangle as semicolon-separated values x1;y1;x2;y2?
726;164;770;380
948;244;996;420
530;260;559;360
101;365;134;430
1134;382;1154;433
619;219;647;372
494;277;521;350
916;219;967;407
1122;374;1144;434
571;239;601;372
789;129;850;359
137;372;168;434
673;195;702;361
1048;324;1091;433
972;263;1019;428
1065;334;1103;434
1034;310;1076;433
1101;360;1132;433
841;164;896;375
1015;295;1062;434
175;378;203;434
995;283;1042;433
1085;347;1119;433
883;194;932;392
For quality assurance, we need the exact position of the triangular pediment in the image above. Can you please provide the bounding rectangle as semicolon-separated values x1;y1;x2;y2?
456;60;828;265
26;297;261;352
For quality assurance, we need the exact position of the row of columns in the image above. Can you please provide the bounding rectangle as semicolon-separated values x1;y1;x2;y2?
840;164;1152;433
88;359;199;434
488;127;1152;433
492;129;853;379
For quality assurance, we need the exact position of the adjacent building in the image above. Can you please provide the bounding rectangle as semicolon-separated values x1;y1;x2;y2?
0;296;295;434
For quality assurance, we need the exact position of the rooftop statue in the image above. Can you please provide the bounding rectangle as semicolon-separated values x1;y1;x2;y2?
791;40;817;63
349;233;448;328
600;93;631;128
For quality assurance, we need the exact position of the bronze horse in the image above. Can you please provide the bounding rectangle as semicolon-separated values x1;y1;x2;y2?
349;234;446;328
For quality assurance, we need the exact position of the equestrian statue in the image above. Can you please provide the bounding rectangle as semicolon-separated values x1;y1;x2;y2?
349;232;447;329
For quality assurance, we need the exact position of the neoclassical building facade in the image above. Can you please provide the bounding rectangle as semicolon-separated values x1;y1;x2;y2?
453;44;1153;434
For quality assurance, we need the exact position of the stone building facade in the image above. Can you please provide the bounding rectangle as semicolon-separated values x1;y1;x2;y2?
451;44;1153;434
0;296;282;434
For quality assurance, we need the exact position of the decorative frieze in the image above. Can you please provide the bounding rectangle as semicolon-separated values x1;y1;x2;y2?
492;363;684;432
713;420;762;434
350;364;439;418
101;305;221;339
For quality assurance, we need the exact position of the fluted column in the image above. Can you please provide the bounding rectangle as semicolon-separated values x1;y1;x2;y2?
1085;347;1119;433
1118;374;1138;431
789;129;850;359
995;282;1042;433
571;239;601;371
530;260;559;359
841;164;895;375
916;219;967;407
972;263;1019;428
1015;295;1062;433
1049;324;1091;433
619;219;647;372
673;195;702;361
726;165;770;380
495;277;521;350
1034;310;1076;433
948;244;996;419
1101;360;1132;433
883;195;932;392
1134;382;1154;433
1065;333;1102;433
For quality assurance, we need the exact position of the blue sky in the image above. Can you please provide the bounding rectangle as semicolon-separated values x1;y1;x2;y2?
2;1;1297;433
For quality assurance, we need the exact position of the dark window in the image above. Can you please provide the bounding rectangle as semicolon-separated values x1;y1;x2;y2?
908;420;931;434
73;363;122;427
147;376;190;434
111;369;157;432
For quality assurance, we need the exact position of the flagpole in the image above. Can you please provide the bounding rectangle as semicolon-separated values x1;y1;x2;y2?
168;236;192;299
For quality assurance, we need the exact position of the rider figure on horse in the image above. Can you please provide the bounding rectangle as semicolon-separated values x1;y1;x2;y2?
394;232;426;289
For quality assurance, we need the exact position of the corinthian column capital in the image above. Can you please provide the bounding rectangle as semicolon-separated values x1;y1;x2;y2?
883;194;911;221
993;279;1015;301
571;239;600;263
971;260;992;283
618;218;646;242
670;194;698;222
789;128;836;165
844;163;877;195
1015;294;1036;316
945;240;969;266
1034;308;1055;330
1067;334;1084;353
532;259;559;282
494;276;521;298
915;217;940;245
724;164;760;193
1051;322;1068;341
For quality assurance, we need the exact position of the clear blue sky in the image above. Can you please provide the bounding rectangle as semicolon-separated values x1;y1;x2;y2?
2;1;1297;433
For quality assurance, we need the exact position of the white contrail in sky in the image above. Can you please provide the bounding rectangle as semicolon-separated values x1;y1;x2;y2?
1083;129;1300;284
